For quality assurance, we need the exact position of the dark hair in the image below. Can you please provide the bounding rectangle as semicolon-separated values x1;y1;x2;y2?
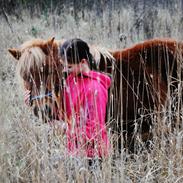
60;38;96;70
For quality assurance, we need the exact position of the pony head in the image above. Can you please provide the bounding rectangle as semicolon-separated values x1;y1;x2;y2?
8;37;63;122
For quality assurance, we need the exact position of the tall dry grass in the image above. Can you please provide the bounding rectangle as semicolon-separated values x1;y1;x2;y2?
1;3;183;182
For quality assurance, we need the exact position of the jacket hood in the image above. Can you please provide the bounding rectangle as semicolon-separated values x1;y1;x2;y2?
67;71;111;89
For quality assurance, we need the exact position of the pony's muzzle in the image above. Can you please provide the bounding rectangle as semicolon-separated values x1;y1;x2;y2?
33;103;58;122
33;104;52;122
44;104;52;120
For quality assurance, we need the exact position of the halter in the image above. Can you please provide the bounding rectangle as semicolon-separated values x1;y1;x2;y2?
30;92;52;102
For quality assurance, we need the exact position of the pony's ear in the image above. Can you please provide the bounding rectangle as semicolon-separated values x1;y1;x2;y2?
47;37;55;47
8;48;21;60
42;37;55;55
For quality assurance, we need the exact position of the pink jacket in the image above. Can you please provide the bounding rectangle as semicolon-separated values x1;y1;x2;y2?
62;71;111;158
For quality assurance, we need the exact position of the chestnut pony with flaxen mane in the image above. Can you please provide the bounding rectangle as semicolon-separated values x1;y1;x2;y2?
9;38;65;121
8;38;183;151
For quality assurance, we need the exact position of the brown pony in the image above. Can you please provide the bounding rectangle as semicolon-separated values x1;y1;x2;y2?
8;38;65;121
8;38;183;151
109;38;183;150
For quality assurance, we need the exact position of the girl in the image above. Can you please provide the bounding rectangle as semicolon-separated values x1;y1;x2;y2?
60;38;111;159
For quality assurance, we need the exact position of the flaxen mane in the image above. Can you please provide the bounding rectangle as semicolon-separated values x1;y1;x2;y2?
89;45;115;70
17;47;46;80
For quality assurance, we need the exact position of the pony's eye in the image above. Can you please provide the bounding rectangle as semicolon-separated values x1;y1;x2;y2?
23;75;32;83
23;75;28;81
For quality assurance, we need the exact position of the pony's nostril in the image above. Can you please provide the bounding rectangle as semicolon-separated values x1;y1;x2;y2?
44;105;52;119
33;106;39;117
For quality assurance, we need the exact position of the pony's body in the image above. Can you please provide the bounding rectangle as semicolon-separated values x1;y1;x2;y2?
108;39;182;149
9;38;183;151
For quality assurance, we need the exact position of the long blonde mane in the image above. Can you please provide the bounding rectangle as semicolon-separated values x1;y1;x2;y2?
17;46;46;79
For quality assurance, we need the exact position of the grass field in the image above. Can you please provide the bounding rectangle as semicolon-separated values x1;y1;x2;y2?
1;3;183;182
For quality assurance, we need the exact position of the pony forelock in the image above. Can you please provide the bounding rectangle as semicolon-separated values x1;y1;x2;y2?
16;47;46;80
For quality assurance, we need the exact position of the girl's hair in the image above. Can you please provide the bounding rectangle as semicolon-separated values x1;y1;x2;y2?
60;38;97;70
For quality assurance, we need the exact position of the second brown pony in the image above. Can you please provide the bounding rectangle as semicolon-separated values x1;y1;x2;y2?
107;38;183;150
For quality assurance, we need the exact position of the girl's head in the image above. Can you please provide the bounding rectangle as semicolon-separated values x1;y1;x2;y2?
60;38;96;74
